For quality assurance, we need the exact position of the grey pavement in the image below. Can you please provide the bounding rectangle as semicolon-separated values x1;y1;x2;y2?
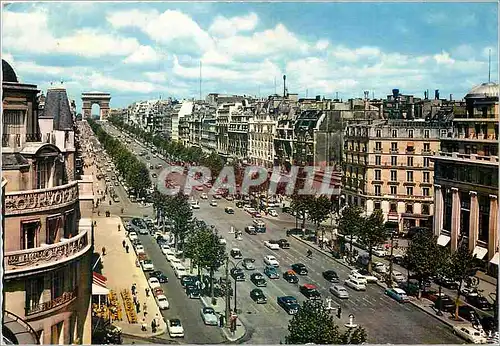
100;121;467;344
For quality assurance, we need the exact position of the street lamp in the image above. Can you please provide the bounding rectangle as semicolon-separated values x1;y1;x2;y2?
228;259;244;314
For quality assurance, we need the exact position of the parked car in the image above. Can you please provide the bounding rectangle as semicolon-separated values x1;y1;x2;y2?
130;218;148;235
135;244;146;255
230;268;246;281
201;307;218;326
372;247;388;257
373;262;388;274
180;275;196;288
434;276;459;290
283;270;299;283
200;193;208;199
141;259;154;272
230;248;243;259
452;325;487;344
392;271;406;283
149;271;168;283
250;273;267;287
167;319;185;338
268;209;278;217
210;200;218;207
264;255;279;267
174;264;188;278
185;285;201;299
398;279;420;296
322;270;340;283
156;294;170;309
385;288;410;303
277;296;300;315
128;232;138;241
466;295;493;311
300;284;322;300
148;277;161;289
250;288;268;304
291;263;308;275
330;284;349;299
345;277;366;291
242;258;256;270
434;296;455;312
225;207;235;214
264;266;280;279
458;305;481;325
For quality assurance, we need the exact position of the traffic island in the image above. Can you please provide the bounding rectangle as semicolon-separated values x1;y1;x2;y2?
200;295;247;342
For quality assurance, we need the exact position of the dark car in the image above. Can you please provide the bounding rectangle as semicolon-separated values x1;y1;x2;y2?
277;296;300;315
250;288;267;304
291;263;308;275
480;316;498;333
434;296;455;312
225;207;235;214
322;270;340;283
180;275;197;287
458;305;481;325
286;228;304;237
149;271;168;283
283;270;299;283
245;226;257;235
236;201;244;208
250;273;267;287
185;285;201;299
230;248;243;259
466;295;492;311
300;284;322;300
277;239;290;249
230;268;245;281
434;276;458;290
398;279;419;296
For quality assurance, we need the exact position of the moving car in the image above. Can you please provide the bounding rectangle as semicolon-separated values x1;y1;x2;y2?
264;240;280;250
263;255;279;267
167;319;185;338
373;262;388;274
148;277;161;289
322;270;340;283
225;207;235;214
242;258;256;270
330;284;349;299
156;294;170;309
250;288;268;304
283;270;299;283
230;268;246;281
191;201;200;209
195;185;204;191
201;307;218;326
277;296;300;315
385;288;410;303
230;248;243;259
349;271;367;284
300;284;322;300
264;266;280;279
345;277;366;291
268;209;278;217
291;263;308;276
210;200;218;207
250;273;267;287
452;325;487;344
149;271;168;283
200;193;208;199
276;239;290;249
245;226;257;235
354;269;379;283
185;285;201;299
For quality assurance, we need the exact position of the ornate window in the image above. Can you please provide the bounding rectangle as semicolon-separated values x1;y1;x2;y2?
25;277;45;312
46;215;62;244
21;220;40;249
36;159;52;189
51;269;65;300
64;210;75;238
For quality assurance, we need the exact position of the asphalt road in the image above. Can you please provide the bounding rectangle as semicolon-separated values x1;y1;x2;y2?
100;122;463;344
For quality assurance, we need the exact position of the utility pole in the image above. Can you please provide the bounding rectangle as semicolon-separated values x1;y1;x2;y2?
387;233;395;288
199;61;202;101
225;256;230;327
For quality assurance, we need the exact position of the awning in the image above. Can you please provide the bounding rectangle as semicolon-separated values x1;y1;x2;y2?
92;283;109;295
489;252;499;266
472;246;488;260
437;234;451;246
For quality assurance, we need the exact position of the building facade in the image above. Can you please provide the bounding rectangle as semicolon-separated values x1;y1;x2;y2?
248;97;278;168
2;60;93;344
433;82;499;271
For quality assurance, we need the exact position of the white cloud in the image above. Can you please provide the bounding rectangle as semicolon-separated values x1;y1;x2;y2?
315;40;330;51
13;61;75;76
3;9;140;57
209;13;258;37
124;46;163;64
434;51;455;64
201;49;231;65
87;72;162;93
144;71;168;83
2;52;14;64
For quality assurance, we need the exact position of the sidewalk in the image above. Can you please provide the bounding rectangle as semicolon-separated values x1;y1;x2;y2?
92;215;167;338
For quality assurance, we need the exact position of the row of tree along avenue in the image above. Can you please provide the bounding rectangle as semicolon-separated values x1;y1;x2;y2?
87;118;152;197
337;206;484;321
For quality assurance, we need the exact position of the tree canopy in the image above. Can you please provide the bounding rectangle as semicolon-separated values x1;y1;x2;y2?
357;209;388;272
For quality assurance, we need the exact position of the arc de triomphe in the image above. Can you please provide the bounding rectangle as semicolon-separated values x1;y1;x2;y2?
81;92;111;120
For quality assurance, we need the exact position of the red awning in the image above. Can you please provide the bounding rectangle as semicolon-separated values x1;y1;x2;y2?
93;272;107;288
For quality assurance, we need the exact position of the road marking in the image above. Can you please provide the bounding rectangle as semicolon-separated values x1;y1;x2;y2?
362;297;375;306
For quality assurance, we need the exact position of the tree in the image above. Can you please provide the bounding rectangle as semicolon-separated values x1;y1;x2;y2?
448;241;476;320
169;193;193;252
337;206;363;262
308;196;333;244
290;194;312;229
285;300;367;344
202;151;224;179
357;210;388;272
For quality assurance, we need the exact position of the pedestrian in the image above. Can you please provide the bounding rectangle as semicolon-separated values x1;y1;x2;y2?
133;296;137;305
219;314;224;327
337;306;342;319
141;318;147;331
122;240;126;248
143;302;147;315
145;288;150;297
151;319;157;333
136;302;140;314
102;246;106;256
118;224;121;232
125;244;129;253
131;284;136;295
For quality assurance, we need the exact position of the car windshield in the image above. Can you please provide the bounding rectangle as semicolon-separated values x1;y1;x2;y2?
286;298;297;304
203;308;214;314
170;320;181;326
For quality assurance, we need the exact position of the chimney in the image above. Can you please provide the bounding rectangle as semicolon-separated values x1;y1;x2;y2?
449;94;453;101
424;90;428;100
392;89;400;98
434;89;439;100
283;75;287;98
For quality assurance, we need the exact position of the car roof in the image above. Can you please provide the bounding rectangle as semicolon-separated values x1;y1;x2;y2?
282;296;296;300
293;263;305;267
393;288;406;294
243;257;255;261
303;284;317;289
231;248;241;251
286;270;296;274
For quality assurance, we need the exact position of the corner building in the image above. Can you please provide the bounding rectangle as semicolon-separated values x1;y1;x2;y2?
433;82;499;273
2;60;92;344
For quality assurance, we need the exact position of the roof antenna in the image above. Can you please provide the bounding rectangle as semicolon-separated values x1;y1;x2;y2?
199;61;202;101
274;77;277;95
488;49;491;83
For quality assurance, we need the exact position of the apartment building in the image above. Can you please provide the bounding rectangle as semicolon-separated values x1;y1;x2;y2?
343;116;451;233
172;100;191;142
248;97;278;168
227;100;252;161
433;82;499;271
2;60;93;344
201;109;217;153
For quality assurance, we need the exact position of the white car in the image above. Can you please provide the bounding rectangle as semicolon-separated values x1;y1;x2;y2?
349;271;368;284
200;193;208;199
174;264;188;278
141;259;155;272
170;257;182;266
345;277;367;291
128;232;138;241
263;255;279;267
264;241;280;250
135;244;145;255
330;284;349;299
219;237;227;245
392;271;406;283
191;202;200;209
160;244;171;255
148;277;161;289
165;249;176;261
210;200;218;207
351;269;378;283
452;325;487;344
373;262;388;274
268;209;278;217
372;247;388;257
156;294;170;310
167;319;185;338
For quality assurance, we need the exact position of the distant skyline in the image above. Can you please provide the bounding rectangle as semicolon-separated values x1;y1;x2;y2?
2;1;498;110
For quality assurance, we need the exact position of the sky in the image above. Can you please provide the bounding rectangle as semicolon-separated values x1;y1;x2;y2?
2;1;498;110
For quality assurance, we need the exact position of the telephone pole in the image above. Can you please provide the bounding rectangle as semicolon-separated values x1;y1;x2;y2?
225;256;230;327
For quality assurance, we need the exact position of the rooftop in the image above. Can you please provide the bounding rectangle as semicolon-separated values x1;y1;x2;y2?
465;82;499;99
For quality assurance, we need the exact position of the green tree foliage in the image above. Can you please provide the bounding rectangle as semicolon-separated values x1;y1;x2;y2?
357;210;388;272
285;300;367;344
201;151;224;178
307;196;333;242
447;242;476;320
290;194;313;229
337;206;363;261
87;118;151;197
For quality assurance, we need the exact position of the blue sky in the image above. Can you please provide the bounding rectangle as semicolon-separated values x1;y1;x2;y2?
2;1;498;110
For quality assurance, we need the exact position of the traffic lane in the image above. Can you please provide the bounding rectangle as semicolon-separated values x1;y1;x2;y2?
137;232;225;344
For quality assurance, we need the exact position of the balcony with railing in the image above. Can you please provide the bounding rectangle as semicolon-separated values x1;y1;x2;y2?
4;181;79;216
436;151;499;165
25;287;78;316
4;226;90;275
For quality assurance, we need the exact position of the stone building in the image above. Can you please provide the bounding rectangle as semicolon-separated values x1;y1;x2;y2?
248;97;279;168
1;60;93;344
433;82;499;271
